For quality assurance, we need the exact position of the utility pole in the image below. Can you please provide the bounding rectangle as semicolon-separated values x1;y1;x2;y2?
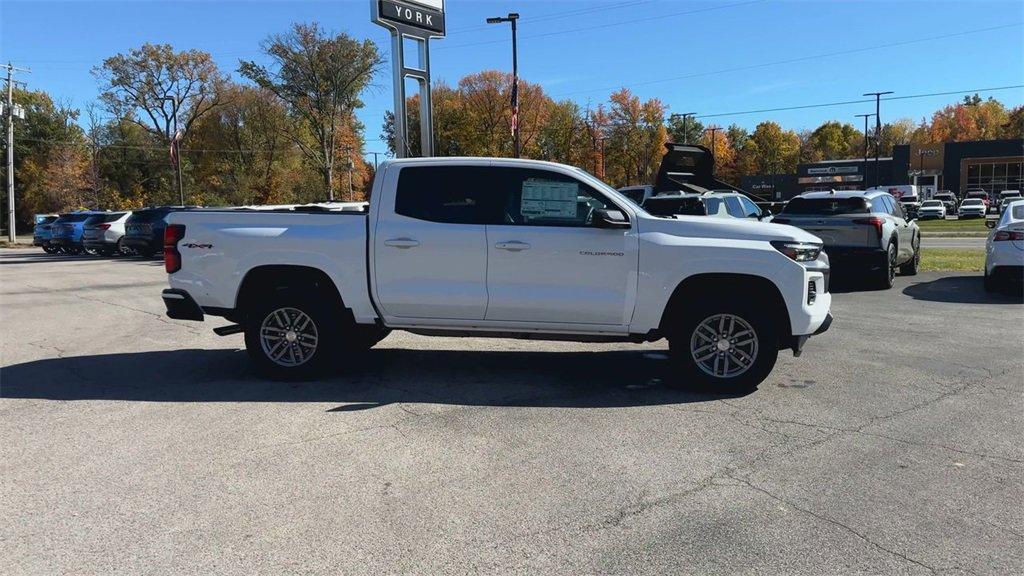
705;126;721;176
486;13;520;157
5;62;30;243
863;91;893;188
855;113;874;190
369;152;381;171
670;112;697;144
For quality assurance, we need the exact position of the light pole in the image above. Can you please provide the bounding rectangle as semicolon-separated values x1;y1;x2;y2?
863;91;893;188
670;112;697;144
855;113;874;190
705;126;720;175
161;96;184;205
487;13;520;158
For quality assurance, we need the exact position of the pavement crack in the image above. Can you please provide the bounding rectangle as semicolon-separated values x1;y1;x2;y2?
727;471;938;574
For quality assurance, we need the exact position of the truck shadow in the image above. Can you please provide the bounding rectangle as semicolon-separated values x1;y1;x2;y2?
902;275;1023;304
0;348;751;408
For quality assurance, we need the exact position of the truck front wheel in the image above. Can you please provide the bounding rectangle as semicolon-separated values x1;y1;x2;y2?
667;302;778;392
244;290;338;379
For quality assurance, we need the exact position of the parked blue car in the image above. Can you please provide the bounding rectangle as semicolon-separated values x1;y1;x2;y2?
33;214;60;253
48;212;96;255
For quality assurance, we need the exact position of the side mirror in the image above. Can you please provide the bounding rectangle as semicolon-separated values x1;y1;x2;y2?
592;208;630;229
985;219;996;229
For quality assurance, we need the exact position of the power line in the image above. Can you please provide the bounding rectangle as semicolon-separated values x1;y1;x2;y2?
446;0;652;34
436;0;765;51
550;22;1023;98
695;85;1024;119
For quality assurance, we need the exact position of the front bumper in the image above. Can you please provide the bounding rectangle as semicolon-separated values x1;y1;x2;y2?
792;313;833;357
33;236;51;246
162;289;205;321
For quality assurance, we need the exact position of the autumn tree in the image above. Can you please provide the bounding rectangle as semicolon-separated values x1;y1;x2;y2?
241;23;383;199
699;125;737;184
806;121;862;161
604;89;667;186
666;113;704;145
94;43;226;202
187;84;304;205
745;121;800;175
5;89;90;230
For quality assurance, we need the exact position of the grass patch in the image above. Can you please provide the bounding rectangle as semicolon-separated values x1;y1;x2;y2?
917;218;992;236
920;248;985;272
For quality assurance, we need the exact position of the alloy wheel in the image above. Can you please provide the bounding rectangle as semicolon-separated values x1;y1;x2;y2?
259;307;319;367
689;313;759;379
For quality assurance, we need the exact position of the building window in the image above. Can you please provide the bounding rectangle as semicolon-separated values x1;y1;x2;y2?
965;161;1024;196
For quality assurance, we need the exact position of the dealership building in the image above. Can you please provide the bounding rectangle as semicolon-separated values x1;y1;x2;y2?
740;138;1023;201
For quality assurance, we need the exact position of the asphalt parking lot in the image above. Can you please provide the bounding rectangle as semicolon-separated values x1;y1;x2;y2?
1;248;1022;575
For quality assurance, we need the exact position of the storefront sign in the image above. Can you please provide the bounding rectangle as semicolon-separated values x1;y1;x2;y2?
798;175;864;184
807;166;858;175
909;143;944;171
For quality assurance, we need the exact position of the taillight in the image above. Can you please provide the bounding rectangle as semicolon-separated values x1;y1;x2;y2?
853;217;884;239
994;230;1024;241
95;224;111;230
164;224;186;273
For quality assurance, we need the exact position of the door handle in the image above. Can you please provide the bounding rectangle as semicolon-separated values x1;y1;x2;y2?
384;238;420;249
495;241;531;251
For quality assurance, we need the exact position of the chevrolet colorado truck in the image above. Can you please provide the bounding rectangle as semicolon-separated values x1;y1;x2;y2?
161;157;832;390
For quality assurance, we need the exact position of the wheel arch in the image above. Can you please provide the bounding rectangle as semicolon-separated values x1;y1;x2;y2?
659;273;792;346
235;265;346;322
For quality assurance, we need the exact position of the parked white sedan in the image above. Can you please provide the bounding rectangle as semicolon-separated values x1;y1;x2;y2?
984;199;1024;292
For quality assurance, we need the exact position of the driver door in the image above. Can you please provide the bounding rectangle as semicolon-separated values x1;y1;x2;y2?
484;167;638;327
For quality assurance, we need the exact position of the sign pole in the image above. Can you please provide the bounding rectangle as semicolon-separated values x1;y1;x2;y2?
372;0;445;159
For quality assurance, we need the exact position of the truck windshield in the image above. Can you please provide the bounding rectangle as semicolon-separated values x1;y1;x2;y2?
781;197;869;215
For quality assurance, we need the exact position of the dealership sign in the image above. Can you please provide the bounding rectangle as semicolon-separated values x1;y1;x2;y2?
375;0;445;35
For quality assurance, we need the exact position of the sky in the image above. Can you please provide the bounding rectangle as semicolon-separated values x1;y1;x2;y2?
2;0;1023;158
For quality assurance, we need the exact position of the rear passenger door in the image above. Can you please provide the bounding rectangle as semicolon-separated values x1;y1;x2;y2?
484;167;638;327
373;165;496;321
883;195;914;262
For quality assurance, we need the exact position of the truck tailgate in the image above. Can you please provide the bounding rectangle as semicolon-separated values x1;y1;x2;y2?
781;216;874;248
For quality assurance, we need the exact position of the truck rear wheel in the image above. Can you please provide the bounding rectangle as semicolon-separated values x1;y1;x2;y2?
244;290;338;380
875;241;897;289
667;300;778;392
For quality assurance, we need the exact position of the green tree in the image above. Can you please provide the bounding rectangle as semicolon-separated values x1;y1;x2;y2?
807;121;862;160
241;23;383;199
666;114;704;145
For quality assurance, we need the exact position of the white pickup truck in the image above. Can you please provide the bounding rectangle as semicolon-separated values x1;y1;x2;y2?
161;157;832;390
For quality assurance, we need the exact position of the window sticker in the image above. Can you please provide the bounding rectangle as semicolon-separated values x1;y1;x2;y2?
521;179;579;220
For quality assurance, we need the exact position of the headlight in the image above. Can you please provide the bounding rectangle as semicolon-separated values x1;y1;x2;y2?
771;240;822;262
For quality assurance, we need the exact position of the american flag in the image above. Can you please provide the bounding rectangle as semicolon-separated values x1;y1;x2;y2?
509;78;519;136
169;129;183;167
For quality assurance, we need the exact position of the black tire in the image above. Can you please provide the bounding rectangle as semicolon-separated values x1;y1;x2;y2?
137;247;155;258
64;245;83;255
875;241;897;289
983;270;997;292
97;247;115;257
899;238;920;276
244;289;340;380
666;299;779;393
116;238;131;256
41;244;59;254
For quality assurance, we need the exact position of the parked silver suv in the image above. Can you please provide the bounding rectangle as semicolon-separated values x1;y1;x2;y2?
773;190;920;289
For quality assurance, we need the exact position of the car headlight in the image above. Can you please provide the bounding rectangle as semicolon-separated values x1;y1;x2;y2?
771;240;822;262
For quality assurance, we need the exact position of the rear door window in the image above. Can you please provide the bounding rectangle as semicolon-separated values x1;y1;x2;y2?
395;166;501;225
704;197;730;217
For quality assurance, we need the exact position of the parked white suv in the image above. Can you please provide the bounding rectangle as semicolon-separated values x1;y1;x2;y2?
161;158;832;391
